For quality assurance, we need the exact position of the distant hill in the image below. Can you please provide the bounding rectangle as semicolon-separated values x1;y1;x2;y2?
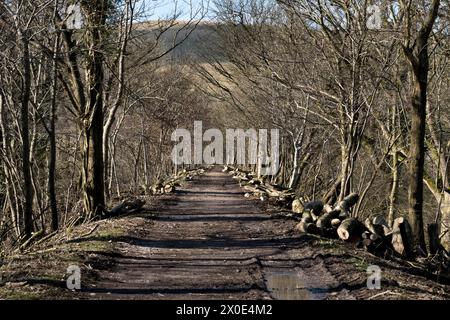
132;20;226;63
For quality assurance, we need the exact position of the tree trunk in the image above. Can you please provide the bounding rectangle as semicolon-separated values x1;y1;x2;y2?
288;143;301;189
388;150;399;227
428;223;440;255
103;18;130;192
423;175;450;252
439;192;450;252
403;0;440;256
79;0;107;218
80;110;105;218
20;31;34;239
49;29;60;231
0;94;20;237
406;44;428;254
339;144;351;202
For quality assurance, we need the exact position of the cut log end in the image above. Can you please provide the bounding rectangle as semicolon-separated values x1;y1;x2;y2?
331;218;341;228
292;199;304;214
337;218;361;241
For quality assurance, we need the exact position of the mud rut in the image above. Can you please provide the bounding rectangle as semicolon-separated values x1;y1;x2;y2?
85;168;353;300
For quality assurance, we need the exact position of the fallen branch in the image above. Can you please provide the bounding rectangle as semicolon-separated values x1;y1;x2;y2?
16;229;44;252
106;199;146;218
368;290;403;300
24;230;59;252
68;224;99;243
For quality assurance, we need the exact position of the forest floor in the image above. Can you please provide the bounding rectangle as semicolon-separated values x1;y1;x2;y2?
1;167;450;300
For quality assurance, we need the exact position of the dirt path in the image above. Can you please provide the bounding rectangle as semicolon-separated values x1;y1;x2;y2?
83;168;351;300
3;167;450;300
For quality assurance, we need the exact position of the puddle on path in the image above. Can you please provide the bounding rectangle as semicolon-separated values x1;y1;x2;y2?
265;271;327;300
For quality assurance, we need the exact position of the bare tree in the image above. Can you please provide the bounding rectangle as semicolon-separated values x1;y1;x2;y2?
400;0;440;254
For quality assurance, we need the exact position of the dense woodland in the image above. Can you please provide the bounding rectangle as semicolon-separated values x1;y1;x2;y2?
0;0;449;267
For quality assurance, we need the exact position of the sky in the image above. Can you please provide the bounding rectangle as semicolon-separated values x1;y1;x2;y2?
140;0;214;20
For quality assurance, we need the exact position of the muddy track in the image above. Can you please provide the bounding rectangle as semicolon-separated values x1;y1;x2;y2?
83;168;353;300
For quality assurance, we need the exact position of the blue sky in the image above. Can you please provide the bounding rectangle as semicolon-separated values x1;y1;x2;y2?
140;0;213;20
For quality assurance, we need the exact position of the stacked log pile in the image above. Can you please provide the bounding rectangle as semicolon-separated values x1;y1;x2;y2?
295;193;364;241
295;196;415;258
293;195;414;258
149;168;206;195
224;165;414;259
223;165;295;205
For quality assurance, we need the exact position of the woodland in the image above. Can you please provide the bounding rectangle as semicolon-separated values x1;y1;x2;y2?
0;0;449;272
